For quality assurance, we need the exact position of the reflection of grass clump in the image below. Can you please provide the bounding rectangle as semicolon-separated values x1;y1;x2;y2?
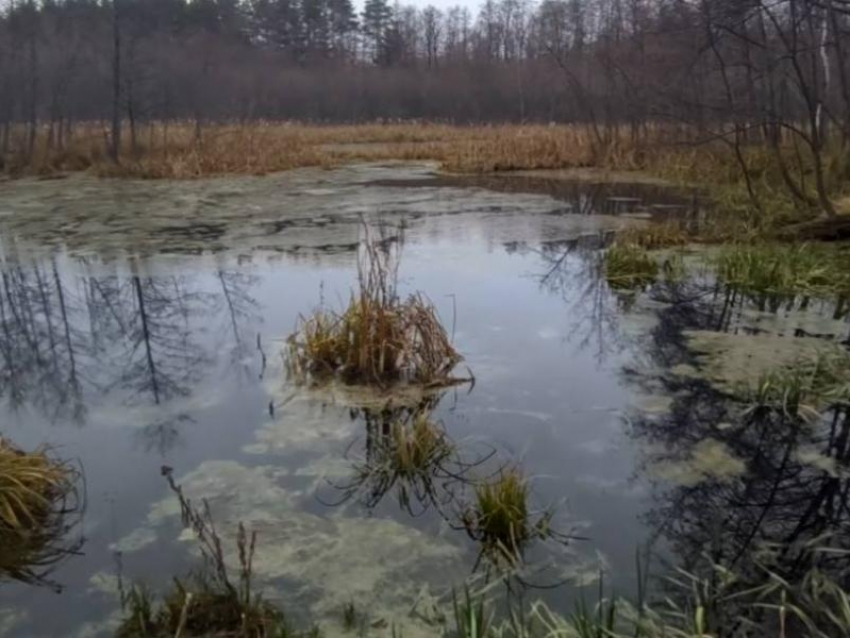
0;438;81;588
604;243;659;290
715;243;850;304
360;413;456;513
287;233;463;387
332;403;477;516
461;469;557;565
385;414;454;480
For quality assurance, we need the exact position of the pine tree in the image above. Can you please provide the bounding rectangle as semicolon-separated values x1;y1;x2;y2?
360;0;391;64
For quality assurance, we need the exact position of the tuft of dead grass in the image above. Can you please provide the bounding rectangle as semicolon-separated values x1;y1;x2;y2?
286;226;464;388
0;437;82;588
117;468;292;638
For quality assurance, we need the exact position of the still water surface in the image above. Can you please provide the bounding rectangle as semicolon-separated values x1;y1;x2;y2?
0;163;846;636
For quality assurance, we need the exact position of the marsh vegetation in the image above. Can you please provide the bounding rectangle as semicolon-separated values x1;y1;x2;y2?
0;438;82;590
715;243;850;306
117;469;292;638
287;228;465;388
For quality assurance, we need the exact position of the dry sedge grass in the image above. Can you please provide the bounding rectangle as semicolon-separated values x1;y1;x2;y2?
0;437;80;586
287;229;463;387
2;121;666;179
0;438;75;530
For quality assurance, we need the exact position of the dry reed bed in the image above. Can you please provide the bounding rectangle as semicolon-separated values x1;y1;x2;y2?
3;122;678;179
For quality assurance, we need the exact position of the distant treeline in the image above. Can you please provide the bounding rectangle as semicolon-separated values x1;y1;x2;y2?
2;1;850;203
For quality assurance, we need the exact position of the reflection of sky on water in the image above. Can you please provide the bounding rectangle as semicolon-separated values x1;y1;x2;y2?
0;201;645;635
0;165;847;636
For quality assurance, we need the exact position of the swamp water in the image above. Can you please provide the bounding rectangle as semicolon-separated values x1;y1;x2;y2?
0;163;847;637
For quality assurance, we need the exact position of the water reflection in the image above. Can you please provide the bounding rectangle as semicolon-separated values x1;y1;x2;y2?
326;395;496;521
631;285;850;592
0;260;87;423
0;255;263;458
369;174;699;221
521;235;637;365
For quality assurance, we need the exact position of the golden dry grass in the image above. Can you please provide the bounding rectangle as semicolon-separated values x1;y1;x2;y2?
2;121;667;179
286;226;464;387
0;437;80;586
0;438;75;530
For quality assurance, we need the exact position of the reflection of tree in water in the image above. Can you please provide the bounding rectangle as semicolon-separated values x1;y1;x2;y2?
134;414;196;457
215;270;262;383
116;273;211;404
526;234;632;364
630;287;850;598
0;256;262;454
0;259;87;423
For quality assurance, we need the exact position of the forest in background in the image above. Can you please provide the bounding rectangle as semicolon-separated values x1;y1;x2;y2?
1;0;850;220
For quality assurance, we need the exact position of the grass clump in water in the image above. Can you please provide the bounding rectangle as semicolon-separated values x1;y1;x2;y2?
287;229;464;387
118;573;285;638
452;543;850;638
604;243;660;290
714;243;850;306
461;468;562;567
117;468;295;638
0;437;81;588
616;222;691;250
743;354;850;422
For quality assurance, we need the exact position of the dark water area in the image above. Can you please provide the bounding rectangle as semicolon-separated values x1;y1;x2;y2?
0;163;847;637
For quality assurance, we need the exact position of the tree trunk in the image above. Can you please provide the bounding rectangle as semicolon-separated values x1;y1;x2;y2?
110;0;122;162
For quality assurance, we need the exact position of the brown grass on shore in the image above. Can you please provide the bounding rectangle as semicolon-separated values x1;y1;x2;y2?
5;122;847;238
1;121;671;180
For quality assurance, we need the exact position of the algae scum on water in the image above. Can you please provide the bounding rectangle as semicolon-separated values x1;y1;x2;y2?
0;164;848;637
